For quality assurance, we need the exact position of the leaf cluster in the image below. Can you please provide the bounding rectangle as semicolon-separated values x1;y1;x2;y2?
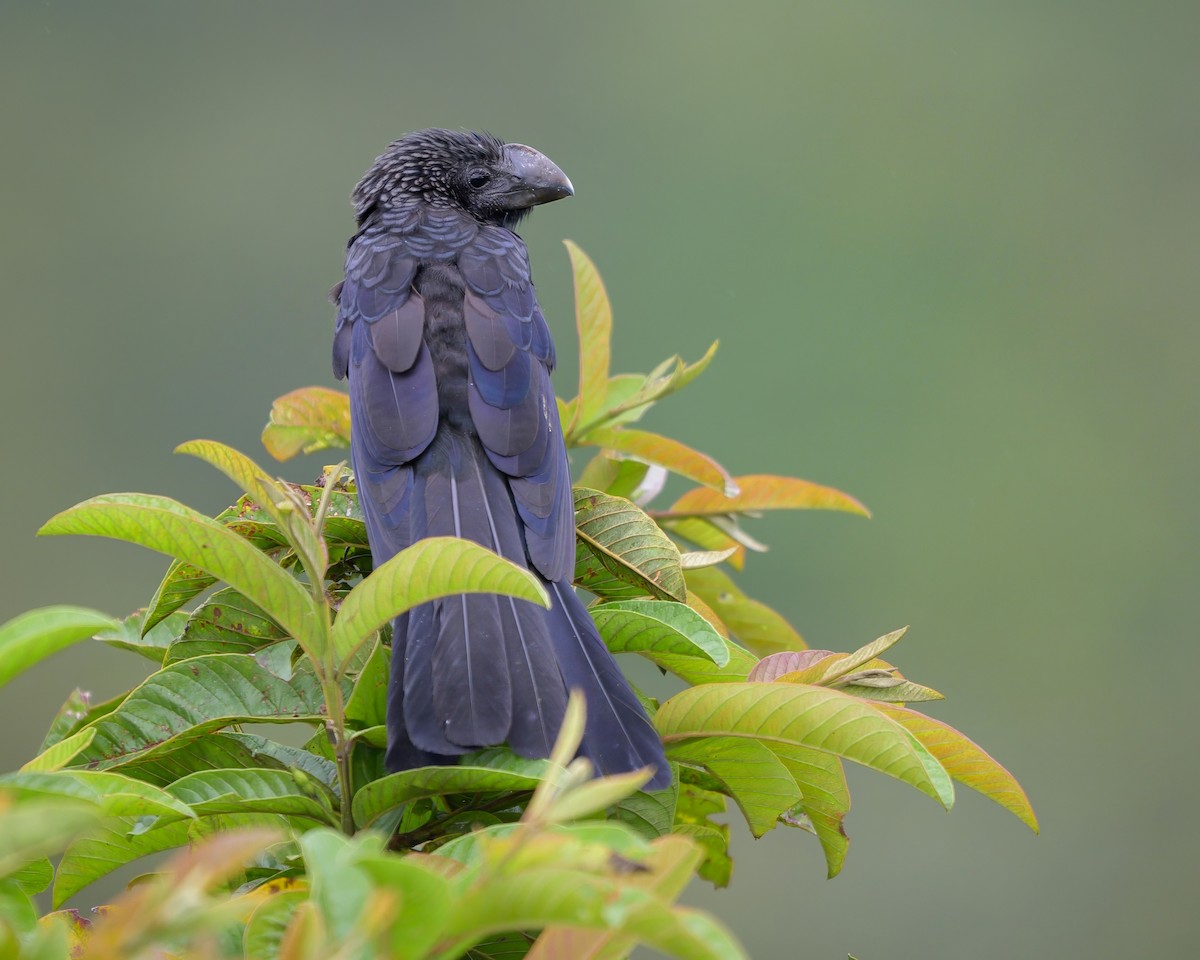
0;243;1034;959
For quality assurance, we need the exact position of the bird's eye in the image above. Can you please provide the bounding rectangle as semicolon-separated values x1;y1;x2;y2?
467;170;491;189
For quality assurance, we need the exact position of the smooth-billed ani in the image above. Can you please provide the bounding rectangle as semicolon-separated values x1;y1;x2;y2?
332;129;669;789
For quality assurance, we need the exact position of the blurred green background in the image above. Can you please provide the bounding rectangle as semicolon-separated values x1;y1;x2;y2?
2;1;1197;956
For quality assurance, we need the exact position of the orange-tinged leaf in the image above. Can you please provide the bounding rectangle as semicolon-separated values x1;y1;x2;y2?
261;386;351;462
665;474;870;518
875;704;1038;832
564;241;612;431
584;427;736;495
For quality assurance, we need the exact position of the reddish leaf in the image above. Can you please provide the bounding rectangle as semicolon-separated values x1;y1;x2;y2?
748;650;836;682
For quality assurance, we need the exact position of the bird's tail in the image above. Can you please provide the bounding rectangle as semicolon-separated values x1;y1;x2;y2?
377;433;668;789
543;579;671;790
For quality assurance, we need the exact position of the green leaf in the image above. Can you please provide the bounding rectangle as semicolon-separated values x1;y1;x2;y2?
655;683;954;809
297;829;374;943
640;638;758;686
353;764;546;830
95;609;188;663
0;606;117;689
224;734;341;793
0;878;38;941
356;855;454;960
463;932;537;959
685;566;805;655
564;240;612;433
673;823;731;888
441;854;746;960
600;341;720;427
167;768;338;825
836;676;945;704
546;768;654;824
166;587;289;663
262;386;351;462
0;770;196;823
667;737;800;838
345;639;389;729
243;888;308;958
767;743;851;878
875;704;1038;832
332;536;548;665
611;774;678;840
39;688;98;751
71;654;326;770
664;474;871;520
38;493;320;652
527;832;714;960
54;819;190;906
113;734;268;784
8;857;53;896
582;427;736;496
176;439;328;586
143;559;221;633
54;814;293;907
573;488;686;602
22;727;97;773
0;798;98;880
592;599;728;665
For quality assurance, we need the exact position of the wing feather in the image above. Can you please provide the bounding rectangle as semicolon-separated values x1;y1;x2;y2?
460;226;574;580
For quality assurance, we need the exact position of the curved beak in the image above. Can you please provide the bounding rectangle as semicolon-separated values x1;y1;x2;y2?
500;143;574;208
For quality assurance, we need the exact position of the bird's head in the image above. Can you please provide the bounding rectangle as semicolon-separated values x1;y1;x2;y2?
352;128;573;229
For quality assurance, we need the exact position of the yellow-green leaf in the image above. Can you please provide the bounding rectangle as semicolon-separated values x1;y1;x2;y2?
656;683;954;808
564;240;612;432
768;743;851;877
20;728;97;773
0;607;117;689
668;737;801;838
332;536;548;665
39;493;320;653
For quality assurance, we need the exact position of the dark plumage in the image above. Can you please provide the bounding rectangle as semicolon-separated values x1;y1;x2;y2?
332;129;669;789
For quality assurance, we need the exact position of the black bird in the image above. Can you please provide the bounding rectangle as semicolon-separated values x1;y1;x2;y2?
332;129;669;789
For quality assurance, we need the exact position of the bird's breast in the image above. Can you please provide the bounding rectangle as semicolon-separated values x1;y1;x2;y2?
415;262;473;432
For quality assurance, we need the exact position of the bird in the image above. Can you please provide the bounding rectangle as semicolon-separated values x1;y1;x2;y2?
331;129;670;790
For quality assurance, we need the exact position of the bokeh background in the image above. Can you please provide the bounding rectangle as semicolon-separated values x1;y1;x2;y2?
2;2;1197;956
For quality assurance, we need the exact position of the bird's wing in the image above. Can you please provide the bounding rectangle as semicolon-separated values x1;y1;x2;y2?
459;226;575;582
334;216;439;552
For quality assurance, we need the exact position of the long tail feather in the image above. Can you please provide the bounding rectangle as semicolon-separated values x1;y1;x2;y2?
545;581;671;790
380;432;668;788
